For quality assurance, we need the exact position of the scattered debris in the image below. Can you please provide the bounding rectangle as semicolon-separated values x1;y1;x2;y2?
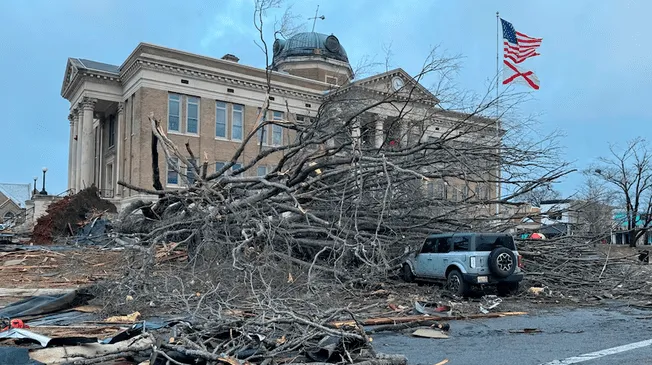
331;312;528;328
508;328;542;334
104;311;141;323
519;237;652;301
479;296;502;314
411;328;449;339
32;187;116;244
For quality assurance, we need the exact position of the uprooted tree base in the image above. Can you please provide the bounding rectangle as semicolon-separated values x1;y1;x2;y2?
32;186;117;244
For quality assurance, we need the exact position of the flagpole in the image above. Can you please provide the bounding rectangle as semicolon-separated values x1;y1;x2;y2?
495;11;500;217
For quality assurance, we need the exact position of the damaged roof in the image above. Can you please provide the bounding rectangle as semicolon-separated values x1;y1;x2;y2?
0;183;31;208
69;58;120;75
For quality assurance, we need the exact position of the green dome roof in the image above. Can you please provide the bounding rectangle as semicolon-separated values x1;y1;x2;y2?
272;32;349;64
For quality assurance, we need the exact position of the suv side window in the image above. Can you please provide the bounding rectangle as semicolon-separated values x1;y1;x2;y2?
436;238;451;253
421;238;437;254
475;235;516;251
451;236;470;251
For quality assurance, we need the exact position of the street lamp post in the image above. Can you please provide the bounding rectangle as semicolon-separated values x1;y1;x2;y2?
40;167;48;195
32;177;38;196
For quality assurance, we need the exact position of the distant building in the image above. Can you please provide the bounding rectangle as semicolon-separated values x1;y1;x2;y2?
61;33;501;211
0;183;31;224
611;211;652;245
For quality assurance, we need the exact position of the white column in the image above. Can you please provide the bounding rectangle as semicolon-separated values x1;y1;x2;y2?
75;108;83;191
67;114;74;191
400;120;409;147
80;97;97;189
374;118;384;148
70;109;79;193
115;102;124;197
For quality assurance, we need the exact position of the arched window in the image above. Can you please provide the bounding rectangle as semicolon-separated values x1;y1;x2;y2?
3;212;15;223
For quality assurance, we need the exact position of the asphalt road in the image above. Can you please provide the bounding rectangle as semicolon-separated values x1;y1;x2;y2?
372;303;652;365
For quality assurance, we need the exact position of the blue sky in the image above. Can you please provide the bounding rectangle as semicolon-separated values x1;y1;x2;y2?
0;0;650;196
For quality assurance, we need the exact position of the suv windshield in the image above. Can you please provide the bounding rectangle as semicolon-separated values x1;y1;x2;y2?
475;235;516;251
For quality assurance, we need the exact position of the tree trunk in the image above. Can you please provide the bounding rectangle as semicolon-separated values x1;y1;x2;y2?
629;228;638;247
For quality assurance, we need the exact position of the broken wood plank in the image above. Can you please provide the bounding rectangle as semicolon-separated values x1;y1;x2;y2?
329;312;528;328
0;288;76;297
412;328;449;339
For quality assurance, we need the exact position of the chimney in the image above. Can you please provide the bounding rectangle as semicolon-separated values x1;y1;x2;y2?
221;54;240;63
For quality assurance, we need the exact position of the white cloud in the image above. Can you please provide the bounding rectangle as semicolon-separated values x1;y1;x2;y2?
200;0;253;49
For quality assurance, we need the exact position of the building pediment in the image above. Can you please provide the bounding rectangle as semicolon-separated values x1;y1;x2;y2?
61;58;121;101
339;68;440;106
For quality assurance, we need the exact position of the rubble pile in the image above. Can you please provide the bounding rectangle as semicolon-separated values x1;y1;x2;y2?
518;237;652;301
32;187;116;244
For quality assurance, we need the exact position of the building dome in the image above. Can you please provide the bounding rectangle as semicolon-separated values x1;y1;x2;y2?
272;32;349;65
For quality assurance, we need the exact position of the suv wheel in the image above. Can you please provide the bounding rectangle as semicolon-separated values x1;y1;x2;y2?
402;264;415;283
488;247;517;278
446;270;468;296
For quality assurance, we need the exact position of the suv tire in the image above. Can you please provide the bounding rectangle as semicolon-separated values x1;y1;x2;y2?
447;270;468;296
402;264;415;283
488;247;516;278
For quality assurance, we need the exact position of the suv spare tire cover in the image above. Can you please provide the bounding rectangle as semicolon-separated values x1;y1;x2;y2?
488;247;516;278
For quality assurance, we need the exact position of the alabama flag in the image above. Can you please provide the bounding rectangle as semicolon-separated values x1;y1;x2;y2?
503;60;539;90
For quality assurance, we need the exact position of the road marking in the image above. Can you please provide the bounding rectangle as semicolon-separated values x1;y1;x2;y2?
542;338;652;364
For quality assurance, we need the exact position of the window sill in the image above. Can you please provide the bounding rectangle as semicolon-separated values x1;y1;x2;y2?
214;136;230;141
168;131;198;137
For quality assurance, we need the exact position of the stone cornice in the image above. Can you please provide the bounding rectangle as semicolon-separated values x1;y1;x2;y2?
62;68;122;101
121;57;325;102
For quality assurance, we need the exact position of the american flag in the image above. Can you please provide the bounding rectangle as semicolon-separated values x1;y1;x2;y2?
501;18;542;64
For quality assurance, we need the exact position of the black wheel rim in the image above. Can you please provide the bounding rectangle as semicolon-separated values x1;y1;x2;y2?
448;275;460;293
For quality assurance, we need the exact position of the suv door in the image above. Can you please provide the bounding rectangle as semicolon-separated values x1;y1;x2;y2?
414;237;438;278
430;237;453;279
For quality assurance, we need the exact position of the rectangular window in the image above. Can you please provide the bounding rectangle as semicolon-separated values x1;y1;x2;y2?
215;162;225;172
451;188;459;202
216;101;226;138
167;157;179;185
130;94;136;135
232;163;242;171
168;94;180;132
452;236;470;251
108;115;115;147
186;97;199;134
462;185;469;200
475;235;516;251
256;107;266;144
257;166;267;176
272;111;283;146
106;163;114;190
232;104;243;140
186;158;197;185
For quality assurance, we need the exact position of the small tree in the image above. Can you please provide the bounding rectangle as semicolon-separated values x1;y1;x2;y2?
575;175;615;239
590;138;652;247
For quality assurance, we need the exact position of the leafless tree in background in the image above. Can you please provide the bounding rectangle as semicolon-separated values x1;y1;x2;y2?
516;183;561;207
590;138;652;247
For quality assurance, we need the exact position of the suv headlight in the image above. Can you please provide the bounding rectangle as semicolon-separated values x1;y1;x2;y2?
470;256;476;268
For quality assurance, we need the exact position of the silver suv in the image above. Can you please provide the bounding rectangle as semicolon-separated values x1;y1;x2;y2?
402;232;524;296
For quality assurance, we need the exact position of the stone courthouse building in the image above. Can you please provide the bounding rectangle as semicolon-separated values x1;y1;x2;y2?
61;32;499;210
